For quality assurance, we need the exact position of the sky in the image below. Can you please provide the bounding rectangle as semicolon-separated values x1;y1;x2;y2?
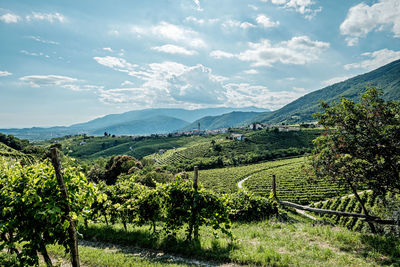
1;0;400;128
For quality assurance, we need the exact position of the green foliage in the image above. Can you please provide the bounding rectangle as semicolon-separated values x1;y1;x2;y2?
104;155;143;185
0;156;96;266
311;87;400;196
151;129;319;171
160;178;232;240
226;191;278;221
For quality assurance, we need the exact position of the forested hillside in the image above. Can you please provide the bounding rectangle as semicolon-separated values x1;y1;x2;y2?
251;59;400;124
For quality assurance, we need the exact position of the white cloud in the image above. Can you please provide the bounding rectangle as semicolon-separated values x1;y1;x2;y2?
121;80;135;86
256;14;279;28
94;57;228;106
109;30;119;36
185;16;205;24
167;64;227;104
266;0;322;19
340;0;400;46
222;19;256;30
103;47;114;52
248;4;259;10
19;75;102;91
214;36;329;67
0;71;12;77
243;69;259;74
240;22;256;29
131;21;206;48
193;0;204;11
209;50;235;59
98;87;162;106
19;75;77;88
26;12;66;23
225;83;306;110
93;55;303;110
27;36;59;45
238;36;329;66
321;75;354;87
20;50;38;56
344;49;400;71
20;50;51;58
93;56;138;72
151;44;197;55
0;13;21;23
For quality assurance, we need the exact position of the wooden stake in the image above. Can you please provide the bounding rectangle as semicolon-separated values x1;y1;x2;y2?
272;174;277;200
193;166;198;189
50;148;80;267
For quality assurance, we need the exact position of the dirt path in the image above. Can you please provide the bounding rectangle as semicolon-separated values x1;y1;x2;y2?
237;176;251;192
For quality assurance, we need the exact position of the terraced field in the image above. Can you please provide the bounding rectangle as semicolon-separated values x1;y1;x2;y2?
243;158;350;204
194;157;350;204
0;143;35;163
146;138;227;166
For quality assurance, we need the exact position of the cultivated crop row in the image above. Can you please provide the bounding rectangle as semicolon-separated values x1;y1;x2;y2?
244;160;349;204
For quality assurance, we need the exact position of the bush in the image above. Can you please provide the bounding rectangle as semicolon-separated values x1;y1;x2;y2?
226;191;278;222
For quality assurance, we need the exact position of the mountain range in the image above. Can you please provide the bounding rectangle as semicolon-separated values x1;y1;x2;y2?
0;107;268;140
1;59;400;140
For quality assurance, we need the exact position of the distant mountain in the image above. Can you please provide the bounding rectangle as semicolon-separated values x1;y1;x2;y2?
250;59;400;124
0;106;268;140
92;116;189;136
181;111;262;131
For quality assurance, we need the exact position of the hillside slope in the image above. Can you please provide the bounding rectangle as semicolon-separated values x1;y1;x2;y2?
251;59;400;124
181;111;261;131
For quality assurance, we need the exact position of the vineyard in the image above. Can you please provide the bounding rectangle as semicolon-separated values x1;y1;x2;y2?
243;158;350;204
309;191;400;234
193;156;349;204
0;142;35;163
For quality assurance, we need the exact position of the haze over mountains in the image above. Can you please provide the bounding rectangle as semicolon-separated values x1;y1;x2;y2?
1;59;400;140
0;107;268;140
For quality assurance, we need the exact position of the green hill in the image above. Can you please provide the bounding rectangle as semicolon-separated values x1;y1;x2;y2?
145;128;321;170
181;111;262;131
251;59;400;124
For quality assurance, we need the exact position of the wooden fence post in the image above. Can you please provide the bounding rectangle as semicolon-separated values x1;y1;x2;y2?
193;166;198;190
193;166;199;240
272;174;277;200
50;148;80;267
187;166;200;241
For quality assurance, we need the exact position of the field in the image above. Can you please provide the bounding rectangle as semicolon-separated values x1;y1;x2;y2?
193;156;349;204
39;129;320;170
40;134;210;160
4;217;396;267
147;129;320;170
0;142;35;163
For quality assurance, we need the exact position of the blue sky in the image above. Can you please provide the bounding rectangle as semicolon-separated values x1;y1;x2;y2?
1;0;399;127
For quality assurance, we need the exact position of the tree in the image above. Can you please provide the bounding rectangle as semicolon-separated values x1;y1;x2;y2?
311;87;400;233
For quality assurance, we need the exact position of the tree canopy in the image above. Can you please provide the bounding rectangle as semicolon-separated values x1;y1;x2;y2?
311;87;400;195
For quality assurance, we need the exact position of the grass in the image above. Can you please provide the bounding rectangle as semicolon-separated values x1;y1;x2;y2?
4;212;399;266
65;214;400;267
45;244;191;267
